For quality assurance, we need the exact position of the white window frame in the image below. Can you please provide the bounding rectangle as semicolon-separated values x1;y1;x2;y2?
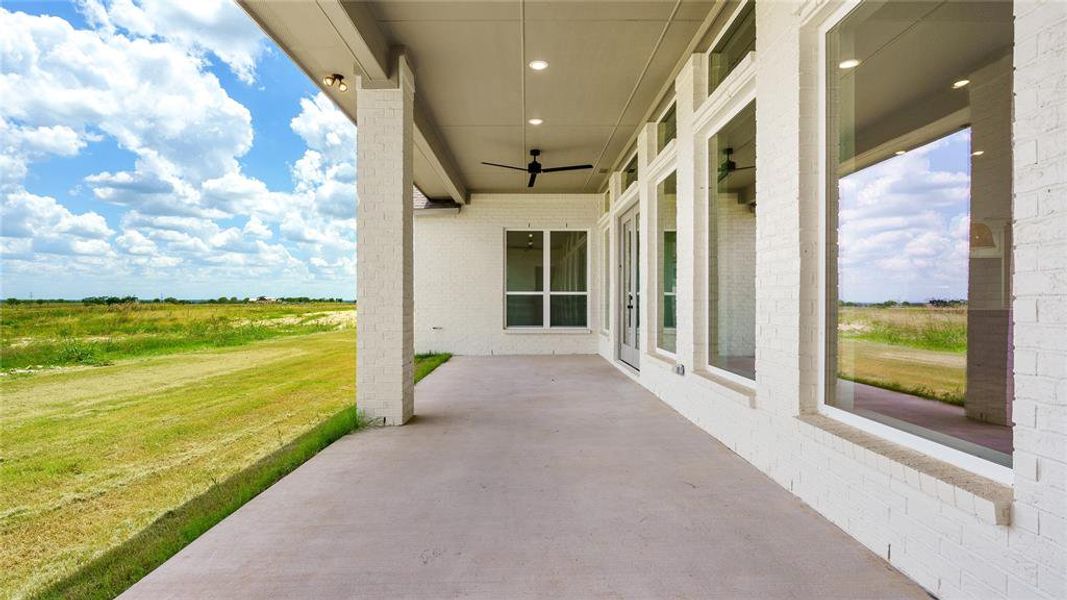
812;0;1013;485
705;0;756;98
503;229;591;330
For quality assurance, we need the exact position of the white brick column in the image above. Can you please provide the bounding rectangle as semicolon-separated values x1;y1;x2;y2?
356;56;415;425
674;54;707;371
965;54;1014;425
1011;1;1067;590
637;122;658;358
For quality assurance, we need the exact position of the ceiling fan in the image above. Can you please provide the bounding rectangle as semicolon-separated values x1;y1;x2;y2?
717;147;754;182
482;149;593;188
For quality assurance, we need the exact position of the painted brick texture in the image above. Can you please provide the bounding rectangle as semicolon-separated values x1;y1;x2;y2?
401;1;1066;597
355;63;415;426
413;194;600;356
596;2;1065;598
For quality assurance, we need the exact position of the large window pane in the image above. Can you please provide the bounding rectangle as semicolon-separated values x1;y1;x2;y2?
826;1;1013;465
551;295;587;327
505;231;543;292
506;295;543;327
657;173;677;353
708;2;755;96
708;102;756;379
550;231;587;292
602;228;610;330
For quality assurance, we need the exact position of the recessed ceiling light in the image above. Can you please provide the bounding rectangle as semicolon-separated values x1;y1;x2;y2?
528;60;549;71
895;150;906;156
972;150;985;157
953;79;970;89
838;58;861;70
528;118;543;126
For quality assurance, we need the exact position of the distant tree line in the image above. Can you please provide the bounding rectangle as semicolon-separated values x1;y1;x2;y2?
839;299;967;308
3;297;352;306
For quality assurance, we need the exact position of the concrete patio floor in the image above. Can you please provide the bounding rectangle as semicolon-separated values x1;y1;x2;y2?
123;355;927;599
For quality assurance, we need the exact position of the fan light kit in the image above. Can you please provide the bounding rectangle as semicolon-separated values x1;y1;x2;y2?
481;149;593;188
953;79;970;89
838;58;861;69
528;118;543;125
528;60;549;71
323;73;348;92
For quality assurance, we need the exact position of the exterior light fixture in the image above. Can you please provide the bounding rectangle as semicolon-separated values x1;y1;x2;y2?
838;58;861;69
323;73;347;92
528;118;544;125
953;79;970;89
528;60;549;71
972;150;985;157
895;150;906;156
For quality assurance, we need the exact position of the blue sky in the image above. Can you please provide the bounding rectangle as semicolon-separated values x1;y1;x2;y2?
1;0;357;299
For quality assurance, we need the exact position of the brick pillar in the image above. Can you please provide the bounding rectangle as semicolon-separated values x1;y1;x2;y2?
965;54;1013;425
674;53;707;371
355;55;415;425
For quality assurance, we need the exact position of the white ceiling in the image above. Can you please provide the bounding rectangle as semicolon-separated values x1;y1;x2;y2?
367;1;715;193
241;1;716;197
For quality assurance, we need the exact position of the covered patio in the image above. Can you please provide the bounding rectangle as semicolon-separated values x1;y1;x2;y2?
122;356;924;599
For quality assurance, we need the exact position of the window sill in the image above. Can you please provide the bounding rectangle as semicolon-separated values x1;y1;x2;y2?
503;328;592;335
693;368;756;408
796;414;1012;526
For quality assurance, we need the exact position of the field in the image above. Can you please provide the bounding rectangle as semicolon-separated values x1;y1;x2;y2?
0;302;449;599
837;305;967;404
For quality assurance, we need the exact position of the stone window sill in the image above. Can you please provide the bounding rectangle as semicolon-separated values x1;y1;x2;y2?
693;368;757;408
796;414;1012;526
503;328;591;335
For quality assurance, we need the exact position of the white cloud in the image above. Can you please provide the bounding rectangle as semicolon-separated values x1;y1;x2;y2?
0;8;360;298
837;130;971;303
80;0;268;84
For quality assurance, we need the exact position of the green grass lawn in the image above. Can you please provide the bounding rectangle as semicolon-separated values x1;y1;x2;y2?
0;304;449;599
837;306;966;404
1;301;354;370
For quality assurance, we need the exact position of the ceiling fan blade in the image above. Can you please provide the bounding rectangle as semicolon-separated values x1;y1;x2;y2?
732;165;755;171
528;172;537;188
542;164;594;173
481;161;528;172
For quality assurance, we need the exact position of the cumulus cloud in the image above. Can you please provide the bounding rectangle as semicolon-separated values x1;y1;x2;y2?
837;129;971;303
80;0;268;85
0;7;359;297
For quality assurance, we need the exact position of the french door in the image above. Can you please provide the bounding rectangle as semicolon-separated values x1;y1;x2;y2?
618;205;640;369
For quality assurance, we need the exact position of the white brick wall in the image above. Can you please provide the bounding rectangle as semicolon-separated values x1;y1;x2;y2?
409;1;1065;596
597;2;1065;598
413;193;600;355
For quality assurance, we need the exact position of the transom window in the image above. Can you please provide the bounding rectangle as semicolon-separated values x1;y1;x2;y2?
505;230;588;328
825;1;1014;466
708;1;755;96
622;153;639;190
657;104;677;152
